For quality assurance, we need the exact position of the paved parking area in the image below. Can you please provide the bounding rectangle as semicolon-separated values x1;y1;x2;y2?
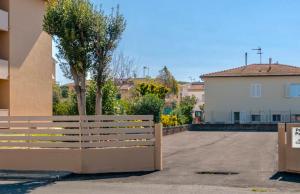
1;131;300;193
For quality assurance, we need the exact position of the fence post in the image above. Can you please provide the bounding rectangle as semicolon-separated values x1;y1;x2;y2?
278;123;286;172
155;123;163;170
79;116;82;150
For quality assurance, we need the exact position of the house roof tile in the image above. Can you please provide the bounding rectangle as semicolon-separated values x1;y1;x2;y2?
201;64;300;78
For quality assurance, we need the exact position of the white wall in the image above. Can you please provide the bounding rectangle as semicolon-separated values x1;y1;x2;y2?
204;76;300;123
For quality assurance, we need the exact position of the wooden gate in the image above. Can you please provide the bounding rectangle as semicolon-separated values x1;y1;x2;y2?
0;115;162;173
278;123;300;173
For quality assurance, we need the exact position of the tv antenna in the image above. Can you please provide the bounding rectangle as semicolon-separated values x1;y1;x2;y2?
252;47;263;64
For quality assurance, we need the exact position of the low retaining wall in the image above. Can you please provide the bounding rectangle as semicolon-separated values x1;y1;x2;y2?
163;125;190;136
190;124;277;132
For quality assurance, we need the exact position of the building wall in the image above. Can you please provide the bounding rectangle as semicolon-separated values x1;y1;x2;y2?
204;76;300;123
180;84;205;112
9;0;53;116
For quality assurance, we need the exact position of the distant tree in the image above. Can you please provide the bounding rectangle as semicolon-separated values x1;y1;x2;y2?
60;86;69;98
157;66;178;95
53;84;62;106
43;0;95;115
111;52;138;86
90;6;126;115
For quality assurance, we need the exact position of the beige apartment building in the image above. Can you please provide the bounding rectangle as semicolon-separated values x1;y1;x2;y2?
0;0;53;116
201;63;300;124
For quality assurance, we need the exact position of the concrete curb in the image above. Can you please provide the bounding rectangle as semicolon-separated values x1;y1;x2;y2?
0;170;71;180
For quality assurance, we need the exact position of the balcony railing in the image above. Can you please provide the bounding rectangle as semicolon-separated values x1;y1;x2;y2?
0;59;8;79
0;9;8;31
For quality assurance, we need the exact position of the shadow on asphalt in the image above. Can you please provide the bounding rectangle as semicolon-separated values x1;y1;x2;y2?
0;171;155;194
63;171;155;181
188;129;278;132
0;180;55;194
270;172;300;183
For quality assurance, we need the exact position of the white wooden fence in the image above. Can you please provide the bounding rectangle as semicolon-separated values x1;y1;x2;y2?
0;115;162;173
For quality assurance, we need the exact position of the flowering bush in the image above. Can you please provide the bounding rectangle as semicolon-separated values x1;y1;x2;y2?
161;114;179;127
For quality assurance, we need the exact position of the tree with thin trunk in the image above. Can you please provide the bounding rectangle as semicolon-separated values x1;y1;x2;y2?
43;0;95;115
111;52;138;87
91;6;126;115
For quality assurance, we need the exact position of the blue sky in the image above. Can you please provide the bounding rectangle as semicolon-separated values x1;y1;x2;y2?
55;0;300;84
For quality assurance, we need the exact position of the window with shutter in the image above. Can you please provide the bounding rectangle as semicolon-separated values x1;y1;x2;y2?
250;84;261;98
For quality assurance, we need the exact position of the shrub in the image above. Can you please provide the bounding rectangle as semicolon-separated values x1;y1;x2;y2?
173;96;197;124
132;94;164;123
161;114;179;127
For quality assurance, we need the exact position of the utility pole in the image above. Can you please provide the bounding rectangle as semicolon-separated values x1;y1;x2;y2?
143;66;147;78
252;47;263;64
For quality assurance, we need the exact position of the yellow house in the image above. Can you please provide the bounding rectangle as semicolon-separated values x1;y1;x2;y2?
201;63;300;124
0;0;53;116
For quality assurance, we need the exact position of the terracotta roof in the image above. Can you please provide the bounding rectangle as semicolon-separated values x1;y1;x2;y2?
120;84;133;90
201;64;300;78
189;82;204;90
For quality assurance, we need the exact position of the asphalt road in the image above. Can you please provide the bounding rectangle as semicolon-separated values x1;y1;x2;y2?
1;131;300;193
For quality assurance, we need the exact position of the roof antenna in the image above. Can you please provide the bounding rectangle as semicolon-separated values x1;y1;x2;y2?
252;47;263;64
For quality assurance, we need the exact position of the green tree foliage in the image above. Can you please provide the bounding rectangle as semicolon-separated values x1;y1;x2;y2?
157;66;179;95
53;84;61;106
173;96;197;124
132;94;164;123
53;84;78;115
91;6;126;115
136;82;170;99
61;86;69;98
86;80;118;115
44;0;95;115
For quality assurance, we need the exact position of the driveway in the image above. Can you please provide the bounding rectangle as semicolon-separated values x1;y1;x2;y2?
1;131;300;193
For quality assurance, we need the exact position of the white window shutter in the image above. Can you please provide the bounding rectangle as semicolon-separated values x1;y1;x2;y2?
257;84;261;97
284;83;290;97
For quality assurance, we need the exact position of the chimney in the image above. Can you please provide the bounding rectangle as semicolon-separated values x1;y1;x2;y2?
269;58;272;65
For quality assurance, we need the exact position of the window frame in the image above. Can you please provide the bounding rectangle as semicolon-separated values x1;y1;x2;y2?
251;114;261;122
272;114;281;122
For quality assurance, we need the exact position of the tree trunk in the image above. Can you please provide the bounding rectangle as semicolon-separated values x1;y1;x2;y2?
72;70;87;116
95;86;103;115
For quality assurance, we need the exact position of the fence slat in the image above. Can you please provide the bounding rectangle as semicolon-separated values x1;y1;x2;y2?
0;142;80;148
8;122;80;128
82;115;154;121
80;127;154;134
81;134;154;141
0;129;80;135
81;140;155;148
81;121;153;128
0;135;79;141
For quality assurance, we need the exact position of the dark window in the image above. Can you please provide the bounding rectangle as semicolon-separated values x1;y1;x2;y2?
294;115;300;122
272;114;281;122
195;111;202;117
251;115;261;122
